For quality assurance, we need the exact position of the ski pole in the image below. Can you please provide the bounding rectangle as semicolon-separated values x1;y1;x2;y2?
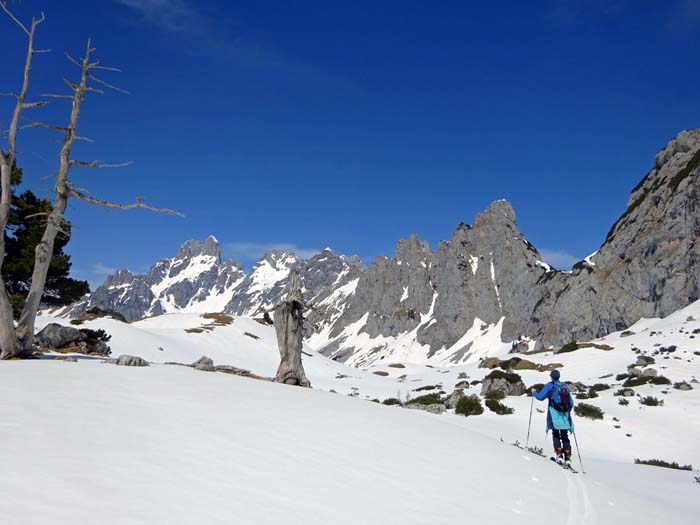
525;395;534;449
572;430;585;474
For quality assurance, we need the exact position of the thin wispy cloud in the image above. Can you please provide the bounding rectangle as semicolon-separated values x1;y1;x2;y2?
223;242;321;263
538;248;580;270
115;0;202;33
113;0;345;83
92;262;118;276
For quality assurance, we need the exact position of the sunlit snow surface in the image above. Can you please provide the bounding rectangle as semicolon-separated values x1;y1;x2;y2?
0;304;698;523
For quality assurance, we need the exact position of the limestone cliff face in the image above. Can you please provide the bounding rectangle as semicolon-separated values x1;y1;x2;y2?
320;129;700;364
531;129;700;344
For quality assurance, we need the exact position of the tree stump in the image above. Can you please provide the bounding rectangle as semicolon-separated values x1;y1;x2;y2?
273;270;311;387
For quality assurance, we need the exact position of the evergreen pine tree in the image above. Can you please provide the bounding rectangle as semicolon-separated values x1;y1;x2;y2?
2;162;89;317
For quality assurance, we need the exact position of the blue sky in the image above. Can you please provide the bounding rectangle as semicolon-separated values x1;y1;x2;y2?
2;0;699;287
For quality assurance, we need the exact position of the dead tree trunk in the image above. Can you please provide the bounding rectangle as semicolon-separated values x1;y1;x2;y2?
273;270;311;387
0;4;46;359
14;39;182;353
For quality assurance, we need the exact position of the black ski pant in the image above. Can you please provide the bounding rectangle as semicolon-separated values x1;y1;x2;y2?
552;429;571;453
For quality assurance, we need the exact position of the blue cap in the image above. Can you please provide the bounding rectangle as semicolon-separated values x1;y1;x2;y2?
550;369;561;380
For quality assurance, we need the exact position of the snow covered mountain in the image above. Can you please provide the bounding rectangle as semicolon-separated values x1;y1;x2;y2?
65;238;365;323
64;129;700;369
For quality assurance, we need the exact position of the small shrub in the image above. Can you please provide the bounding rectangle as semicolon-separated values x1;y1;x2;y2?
639;396;663;406
591;383;611;392
659;345;677;353
485;398;514;415
574;403;604;420
485;390;506;401
615;373;628;381
618;398;629;406
623;376;651;387
634;459;692;471
410;393;443;405
82;307;128;323
650;375;671;385
498;357;521;370
484;369;522;383
414;384;439;392
528;383;545;396
80;328;111;342
70;319;84;325
455;395;484;416
558;341;579;354
382;398;402;406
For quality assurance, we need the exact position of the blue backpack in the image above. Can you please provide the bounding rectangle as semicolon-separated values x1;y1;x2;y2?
549;381;573;413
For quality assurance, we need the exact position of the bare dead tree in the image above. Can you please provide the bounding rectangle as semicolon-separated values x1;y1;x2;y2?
0;2;47;359
273;270;311;387
13;38;183;353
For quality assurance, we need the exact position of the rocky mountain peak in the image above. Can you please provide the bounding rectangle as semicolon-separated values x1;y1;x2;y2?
104;269;134;288
176;236;221;261
653;128;700;171
474;199;518;231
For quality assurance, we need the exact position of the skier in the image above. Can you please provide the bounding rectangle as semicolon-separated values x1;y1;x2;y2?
531;369;574;466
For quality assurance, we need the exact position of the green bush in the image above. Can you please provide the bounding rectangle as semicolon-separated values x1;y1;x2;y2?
639;396;663;406
484;389;506;400
485;398;514;415
623;376;651;387
634;458;692;471
558;341;579;354
650;375;671;385
455;395;484;416
618;398;629;406
591;383;611;392
528;383;545;397
484;369;522;383
410;393;443;405
382;398;402;406
574;403;604;420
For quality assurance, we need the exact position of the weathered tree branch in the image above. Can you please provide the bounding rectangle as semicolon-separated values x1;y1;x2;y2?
70;160;133;169
69;189;184;217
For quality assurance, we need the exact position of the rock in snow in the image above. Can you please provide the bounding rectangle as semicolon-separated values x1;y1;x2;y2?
192;355;216;372
108;355;149;367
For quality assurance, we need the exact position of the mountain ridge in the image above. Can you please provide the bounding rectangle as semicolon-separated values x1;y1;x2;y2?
64;129;700;367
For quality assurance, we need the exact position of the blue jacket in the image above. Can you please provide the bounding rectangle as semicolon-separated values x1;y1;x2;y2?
534;380;574;432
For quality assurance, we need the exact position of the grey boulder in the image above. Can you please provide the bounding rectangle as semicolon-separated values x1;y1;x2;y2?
192;355;216;372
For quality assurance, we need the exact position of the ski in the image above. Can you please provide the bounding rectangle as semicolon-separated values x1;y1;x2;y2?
550;456;578;473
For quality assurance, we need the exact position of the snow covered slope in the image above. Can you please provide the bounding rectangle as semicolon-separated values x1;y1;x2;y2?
32;298;700;468
0;358;697;524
